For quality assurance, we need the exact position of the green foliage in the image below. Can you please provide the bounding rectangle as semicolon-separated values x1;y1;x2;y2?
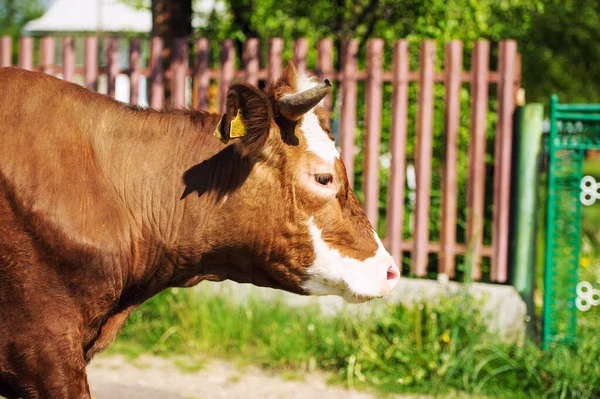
0;0;44;64
204;0;600;104
496;0;600;103
118;0;149;10
0;0;44;37
111;286;600;398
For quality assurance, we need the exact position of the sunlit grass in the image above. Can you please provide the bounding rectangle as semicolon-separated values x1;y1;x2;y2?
108;284;600;398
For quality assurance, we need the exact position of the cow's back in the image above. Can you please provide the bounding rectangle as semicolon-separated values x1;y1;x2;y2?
0;68;131;262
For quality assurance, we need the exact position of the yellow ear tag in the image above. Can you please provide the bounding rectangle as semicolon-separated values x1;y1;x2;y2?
213;109;247;144
229;109;247;139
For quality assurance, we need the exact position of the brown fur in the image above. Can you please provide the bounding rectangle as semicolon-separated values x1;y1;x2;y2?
0;65;377;398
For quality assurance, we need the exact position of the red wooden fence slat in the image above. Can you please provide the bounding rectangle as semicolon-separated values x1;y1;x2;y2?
106;38;119;98
293;38;308;71
514;53;522;104
40;37;54;75
386;40;410;264
172;38;188;108
268;38;283;84
84;37;98;91
1;36;12;67
411;40;436;277
467;40;490;280
219;39;235;113
439;40;463;277
129;39;141;105
40;37;54;74
317;39;333;111
195;38;210;111
492;40;517;283
243;38;259;87
340;39;358;188
18;37;33;71
62;37;75;82
363;39;384;227
149;37;164;109
244;38;260;85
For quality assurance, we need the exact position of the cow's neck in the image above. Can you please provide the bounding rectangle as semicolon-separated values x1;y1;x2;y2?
87;106;299;346
93;108;253;300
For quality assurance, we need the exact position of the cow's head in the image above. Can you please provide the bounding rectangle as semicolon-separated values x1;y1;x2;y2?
196;63;399;303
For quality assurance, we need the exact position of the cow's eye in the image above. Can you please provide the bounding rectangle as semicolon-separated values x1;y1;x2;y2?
315;173;333;186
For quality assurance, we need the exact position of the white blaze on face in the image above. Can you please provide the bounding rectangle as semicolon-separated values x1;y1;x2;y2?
295;72;340;165
295;72;400;302
302;218;400;303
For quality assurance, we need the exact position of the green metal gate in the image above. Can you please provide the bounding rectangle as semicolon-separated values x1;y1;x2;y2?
543;95;600;349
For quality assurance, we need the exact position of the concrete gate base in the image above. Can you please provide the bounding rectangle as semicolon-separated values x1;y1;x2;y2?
197;278;527;342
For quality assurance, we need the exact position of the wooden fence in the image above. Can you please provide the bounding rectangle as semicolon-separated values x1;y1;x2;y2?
0;36;521;283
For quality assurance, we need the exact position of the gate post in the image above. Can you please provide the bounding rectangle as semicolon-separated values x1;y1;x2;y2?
542;95;600;349
509;104;544;338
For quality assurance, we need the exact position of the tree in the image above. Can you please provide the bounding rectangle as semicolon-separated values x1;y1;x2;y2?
0;0;44;36
151;0;193;39
495;0;600;103
151;0;193;101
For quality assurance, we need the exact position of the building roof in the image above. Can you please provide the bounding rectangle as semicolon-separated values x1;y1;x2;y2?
23;0;151;35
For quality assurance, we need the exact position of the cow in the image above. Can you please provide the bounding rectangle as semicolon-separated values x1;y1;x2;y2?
0;63;399;398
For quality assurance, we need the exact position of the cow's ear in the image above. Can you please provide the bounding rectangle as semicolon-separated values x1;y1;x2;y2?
214;83;272;159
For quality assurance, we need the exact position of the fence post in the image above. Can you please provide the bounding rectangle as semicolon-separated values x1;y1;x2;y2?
293;38;308;72
467;40;490;280
129;39;142;105
340;39;358;187
149;37;164;109
363;39;384;228
172;38;188;108
84;37;98;91
317;39;333;111
267;38;283;85
510;103;543;337
219;39;235;113
1;36;12;67
386;40;409;265
492;40;518;283
19;37;33;70
194;38;210;111
243;38;259;87
40;37;54;75
439;40;463;278
106;37;119;98
411;40;436;277
62;37;75;82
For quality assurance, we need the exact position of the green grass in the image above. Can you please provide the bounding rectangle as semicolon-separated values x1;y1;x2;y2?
108;285;600;399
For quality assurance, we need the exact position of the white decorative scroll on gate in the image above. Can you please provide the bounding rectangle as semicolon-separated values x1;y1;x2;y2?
576;281;600;312
580;176;600;206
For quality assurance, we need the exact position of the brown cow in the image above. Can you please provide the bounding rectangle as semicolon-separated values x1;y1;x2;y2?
0;64;399;398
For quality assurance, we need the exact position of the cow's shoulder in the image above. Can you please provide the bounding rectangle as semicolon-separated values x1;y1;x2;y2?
0;69;132;262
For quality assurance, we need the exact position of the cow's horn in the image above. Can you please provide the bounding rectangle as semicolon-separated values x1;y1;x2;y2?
277;79;332;121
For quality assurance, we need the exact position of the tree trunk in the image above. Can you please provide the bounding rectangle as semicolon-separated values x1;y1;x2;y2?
151;0;192;102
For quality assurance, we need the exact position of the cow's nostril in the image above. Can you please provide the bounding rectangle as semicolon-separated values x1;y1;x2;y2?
387;265;400;281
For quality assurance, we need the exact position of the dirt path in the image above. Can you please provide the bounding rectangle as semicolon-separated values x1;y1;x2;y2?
87;355;426;399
